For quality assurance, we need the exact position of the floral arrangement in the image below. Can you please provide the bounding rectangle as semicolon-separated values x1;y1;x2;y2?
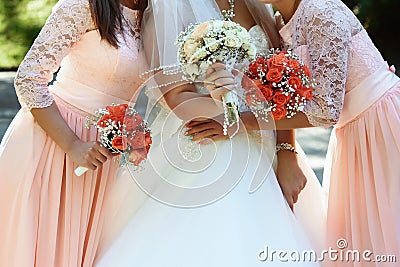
176;20;256;81
74;104;152;176
176;20;256;136
243;49;315;121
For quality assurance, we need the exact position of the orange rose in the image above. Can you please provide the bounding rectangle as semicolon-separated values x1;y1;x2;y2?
298;88;313;100
145;131;152;152
248;61;264;76
107;104;129;123
97;114;113;127
288;75;303;90
288;59;301;71
266;68;283;83
129;148;148;166
124;118;139;131
256;56;267;65
271;105;288;120
260;83;274;101
111;136;129;151
268;53;288;68
107;104;128;117
129;131;146;149
273;91;290;106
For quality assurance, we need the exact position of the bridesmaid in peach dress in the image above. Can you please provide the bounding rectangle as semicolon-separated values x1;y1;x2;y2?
208;0;399;265
0;0;146;266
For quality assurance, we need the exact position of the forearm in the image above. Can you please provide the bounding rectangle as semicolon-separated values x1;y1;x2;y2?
240;111;259;131
276;130;295;146
244;111;314;131
163;85;225;121
30;102;80;154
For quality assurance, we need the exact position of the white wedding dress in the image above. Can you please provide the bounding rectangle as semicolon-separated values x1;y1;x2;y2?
94;23;326;267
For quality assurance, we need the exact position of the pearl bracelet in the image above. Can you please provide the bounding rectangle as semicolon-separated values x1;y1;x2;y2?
276;143;298;154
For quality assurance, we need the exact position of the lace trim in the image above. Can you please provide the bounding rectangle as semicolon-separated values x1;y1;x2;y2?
346;30;386;90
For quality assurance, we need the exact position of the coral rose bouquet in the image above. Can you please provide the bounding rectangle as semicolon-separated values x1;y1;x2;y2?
243;49;315;121
176;20;256;136
74;104;152;176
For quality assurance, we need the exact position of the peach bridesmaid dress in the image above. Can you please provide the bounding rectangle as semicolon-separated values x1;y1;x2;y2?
278;0;400;265
0;0;144;266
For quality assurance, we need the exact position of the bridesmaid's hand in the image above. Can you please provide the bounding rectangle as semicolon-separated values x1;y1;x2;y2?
204;63;235;102
67;140;114;170
276;151;307;211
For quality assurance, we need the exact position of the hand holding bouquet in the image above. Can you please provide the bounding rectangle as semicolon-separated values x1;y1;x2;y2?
243;49;315;121
74;104;152;176
176;20;256;136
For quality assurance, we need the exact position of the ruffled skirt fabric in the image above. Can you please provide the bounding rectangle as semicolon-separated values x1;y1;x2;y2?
324;85;400;266
0;97;119;267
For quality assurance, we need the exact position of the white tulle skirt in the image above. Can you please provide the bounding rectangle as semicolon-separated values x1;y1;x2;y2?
94;116;326;266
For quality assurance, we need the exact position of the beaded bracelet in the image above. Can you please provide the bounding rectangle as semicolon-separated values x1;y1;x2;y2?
276;143;298;154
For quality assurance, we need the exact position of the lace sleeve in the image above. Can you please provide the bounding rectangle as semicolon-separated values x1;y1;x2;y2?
299;1;354;127
14;0;94;110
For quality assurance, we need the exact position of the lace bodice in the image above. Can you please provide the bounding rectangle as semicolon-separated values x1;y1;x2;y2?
278;0;387;127
14;0;142;110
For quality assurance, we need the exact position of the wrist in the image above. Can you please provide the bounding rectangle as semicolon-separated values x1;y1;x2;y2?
276;142;298;154
65;138;83;155
241;111;259;131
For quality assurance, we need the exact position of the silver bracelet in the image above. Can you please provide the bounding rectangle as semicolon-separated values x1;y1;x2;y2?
276;143;298;154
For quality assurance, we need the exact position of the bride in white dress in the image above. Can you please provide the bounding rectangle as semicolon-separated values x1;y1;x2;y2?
94;0;327;266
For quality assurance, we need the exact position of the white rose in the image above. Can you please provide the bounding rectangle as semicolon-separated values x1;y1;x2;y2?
212;20;225;29
184;64;200;78
237;29;250;44
247;44;257;59
192;47;208;61
199;61;210;73
204;37;220;52
184;40;199;57
242;43;250;50
224;35;242;48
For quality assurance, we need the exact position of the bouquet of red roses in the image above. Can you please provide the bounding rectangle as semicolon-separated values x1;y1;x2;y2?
242;49;314;121
74;104;152;176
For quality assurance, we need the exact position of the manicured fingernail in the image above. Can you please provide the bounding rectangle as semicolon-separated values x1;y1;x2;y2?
188;135;194;140
199;140;211;145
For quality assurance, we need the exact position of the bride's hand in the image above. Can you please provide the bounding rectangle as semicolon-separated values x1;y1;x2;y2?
185;114;239;143
204;63;235;102
276;151;307;211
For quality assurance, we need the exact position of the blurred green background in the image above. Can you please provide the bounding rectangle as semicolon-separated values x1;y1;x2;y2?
0;0;399;70
0;0;57;70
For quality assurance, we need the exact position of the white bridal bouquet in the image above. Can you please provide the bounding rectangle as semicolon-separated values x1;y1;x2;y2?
176;20;256;135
